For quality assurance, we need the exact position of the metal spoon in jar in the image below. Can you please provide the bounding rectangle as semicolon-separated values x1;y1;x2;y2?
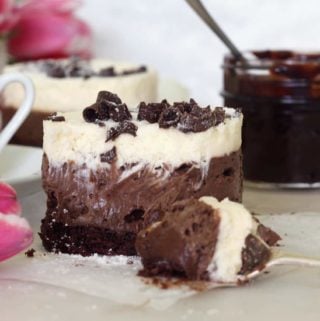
185;0;243;60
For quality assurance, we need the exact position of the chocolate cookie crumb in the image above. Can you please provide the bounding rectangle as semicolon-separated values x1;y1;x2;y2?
159;106;181;128
99;67;117;77
106;121;138;142
213;107;226;126
47;113;65;122
122;65;147;75
100;146;117;163
51;116;65;122
108;103;132;122
25;248;36;257
137;101;167;123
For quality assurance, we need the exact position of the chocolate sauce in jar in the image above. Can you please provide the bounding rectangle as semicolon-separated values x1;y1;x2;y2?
222;50;320;188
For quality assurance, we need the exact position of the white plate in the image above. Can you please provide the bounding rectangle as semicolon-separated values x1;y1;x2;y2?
0;144;42;197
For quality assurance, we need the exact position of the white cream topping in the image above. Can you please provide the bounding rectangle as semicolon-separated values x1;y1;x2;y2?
43;108;242;173
199;197;258;283
3;59;158;112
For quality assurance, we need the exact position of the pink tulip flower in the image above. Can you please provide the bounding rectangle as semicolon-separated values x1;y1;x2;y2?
0;0;18;33
7;0;92;60
0;182;33;262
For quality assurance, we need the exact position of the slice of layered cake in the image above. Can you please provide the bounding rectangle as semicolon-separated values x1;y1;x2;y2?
40;91;243;256
1;58;157;146
136;197;280;282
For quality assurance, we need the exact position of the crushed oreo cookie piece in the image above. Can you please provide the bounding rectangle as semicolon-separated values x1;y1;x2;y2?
99;67;117;77
122;65;147;75
137;101;168;123
66;58;93;78
44;62;66;78
100;146;117;163
108;103;132;122
106;121;138;142
47;113;65;122
212;107;226;126
159;106;181;128
138;98;230;133
96;91;122;105
51;116;65;122
83;103;99;123
83;91;132;123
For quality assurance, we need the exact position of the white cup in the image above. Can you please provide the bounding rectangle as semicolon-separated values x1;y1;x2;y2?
0;73;34;152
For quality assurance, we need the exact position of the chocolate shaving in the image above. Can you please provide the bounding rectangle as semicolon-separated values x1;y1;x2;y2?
137;101;167;123
99;67;117;77
83;91;132;123
47;113;65;122
122;65;147;75
96;91;122;105
108;103;132;122
83;103;99;123
159;106;181;128
213;107;226;126
100;146;117;163
106;121;138;142
137;98;231;133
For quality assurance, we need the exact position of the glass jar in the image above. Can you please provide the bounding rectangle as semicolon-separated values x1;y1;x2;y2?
221;50;320;188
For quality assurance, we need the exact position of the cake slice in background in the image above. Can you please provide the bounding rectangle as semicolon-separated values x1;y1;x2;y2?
136;197;280;282
40;91;243;256
1;58;157;147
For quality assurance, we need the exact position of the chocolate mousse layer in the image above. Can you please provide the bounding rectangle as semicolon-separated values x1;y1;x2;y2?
40;150;242;256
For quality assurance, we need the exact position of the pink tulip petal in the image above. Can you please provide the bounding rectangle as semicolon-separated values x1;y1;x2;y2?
0;182;21;215
0;0;19;33
8;13;92;60
0;213;33;262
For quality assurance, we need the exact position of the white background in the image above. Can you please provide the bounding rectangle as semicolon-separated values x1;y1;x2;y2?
79;0;320;104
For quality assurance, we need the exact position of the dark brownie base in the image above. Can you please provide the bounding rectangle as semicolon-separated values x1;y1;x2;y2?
1;105;49;147
40;219;136;256
41;150;242;256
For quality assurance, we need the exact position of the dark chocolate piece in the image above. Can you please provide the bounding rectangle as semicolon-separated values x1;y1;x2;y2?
96;91;122;105
83;103;99;123
47;113;65;122
158;106;181;128
45;63;66;78
106;121;138;142
121;65;147;75
137;101;167;123
98;67;117;77
137;97;229;133
51;116;65;122
108;104;132;122
100;146;117;163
